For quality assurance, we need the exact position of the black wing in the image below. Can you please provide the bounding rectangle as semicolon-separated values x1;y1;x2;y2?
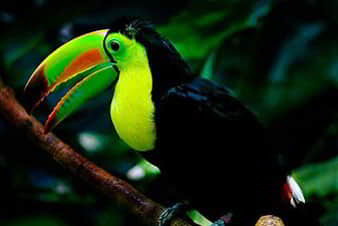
156;78;266;164
149;78;284;217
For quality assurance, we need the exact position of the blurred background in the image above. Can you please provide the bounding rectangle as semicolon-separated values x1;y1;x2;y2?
0;0;338;225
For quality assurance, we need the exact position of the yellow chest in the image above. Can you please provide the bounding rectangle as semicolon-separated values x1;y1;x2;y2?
110;60;156;151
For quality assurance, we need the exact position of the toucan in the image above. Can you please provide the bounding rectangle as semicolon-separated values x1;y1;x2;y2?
24;17;309;226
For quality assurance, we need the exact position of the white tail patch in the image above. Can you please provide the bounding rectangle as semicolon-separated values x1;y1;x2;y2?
287;176;305;208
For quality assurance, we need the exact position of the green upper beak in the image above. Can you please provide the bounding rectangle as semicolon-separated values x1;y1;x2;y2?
24;29;118;132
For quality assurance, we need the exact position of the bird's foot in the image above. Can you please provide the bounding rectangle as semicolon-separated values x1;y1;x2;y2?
158;202;190;226
211;213;233;226
211;219;226;226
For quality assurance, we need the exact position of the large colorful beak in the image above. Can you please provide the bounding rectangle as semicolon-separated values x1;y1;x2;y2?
24;29;118;133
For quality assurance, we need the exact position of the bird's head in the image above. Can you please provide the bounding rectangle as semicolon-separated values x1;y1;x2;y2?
24;17;192;133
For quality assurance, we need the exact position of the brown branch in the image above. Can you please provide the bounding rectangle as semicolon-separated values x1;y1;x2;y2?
0;78;285;226
0;78;192;226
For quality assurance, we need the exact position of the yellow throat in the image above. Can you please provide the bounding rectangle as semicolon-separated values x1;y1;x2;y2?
110;43;156;151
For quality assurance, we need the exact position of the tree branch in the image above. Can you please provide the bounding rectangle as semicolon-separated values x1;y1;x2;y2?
0;78;193;226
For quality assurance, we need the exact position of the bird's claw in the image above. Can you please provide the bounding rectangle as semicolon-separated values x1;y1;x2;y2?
158;202;188;226
210;219;226;226
211;213;233;226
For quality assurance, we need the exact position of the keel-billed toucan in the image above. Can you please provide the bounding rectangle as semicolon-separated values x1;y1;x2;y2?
24;17;308;226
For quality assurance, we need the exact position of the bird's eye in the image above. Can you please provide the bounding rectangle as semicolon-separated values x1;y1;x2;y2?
110;40;120;52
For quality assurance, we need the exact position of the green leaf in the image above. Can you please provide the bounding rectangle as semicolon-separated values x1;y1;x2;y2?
158;0;275;61
293;157;338;199
200;52;216;80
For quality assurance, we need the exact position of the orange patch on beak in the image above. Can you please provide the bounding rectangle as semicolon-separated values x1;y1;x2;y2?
59;49;103;83
24;49;104;113
50;48;103;91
